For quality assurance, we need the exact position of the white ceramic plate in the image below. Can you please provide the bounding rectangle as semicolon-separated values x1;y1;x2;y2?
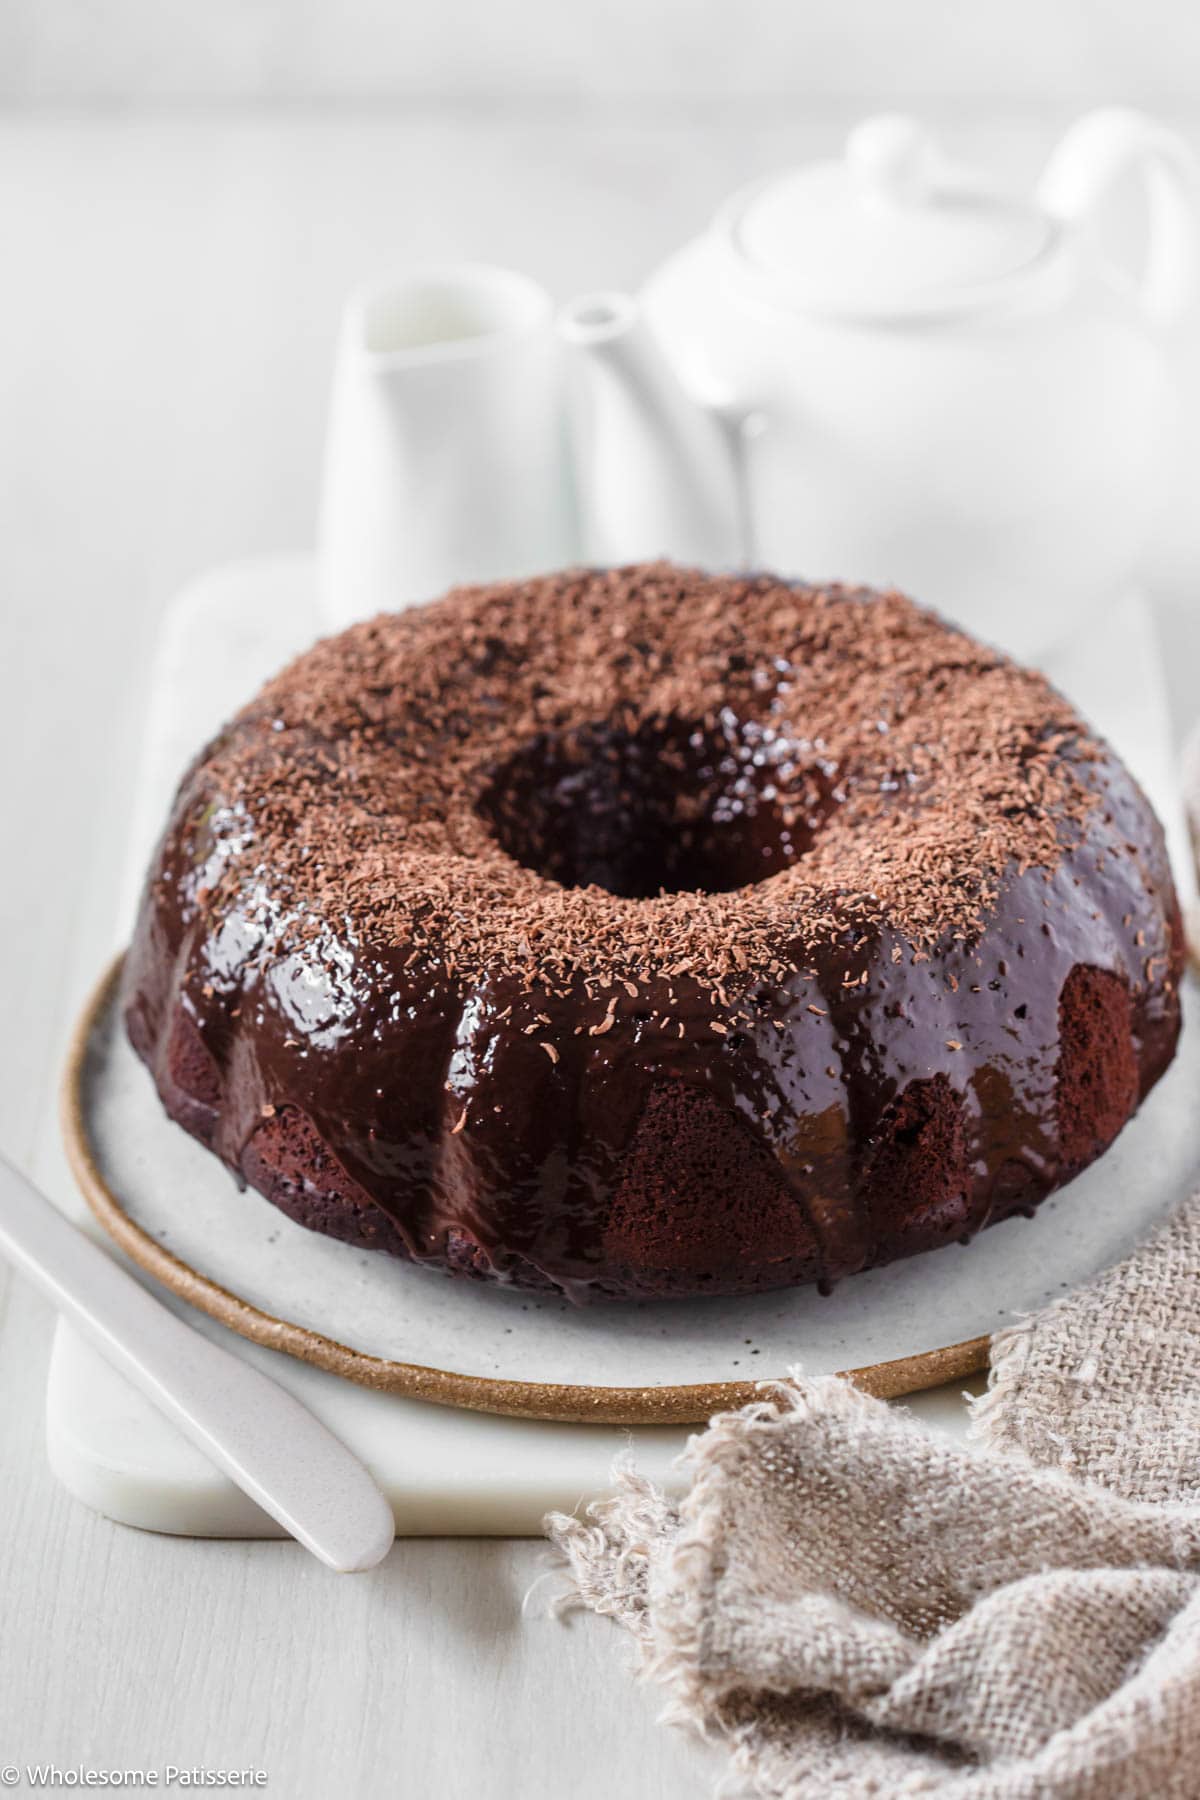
64;958;1200;1423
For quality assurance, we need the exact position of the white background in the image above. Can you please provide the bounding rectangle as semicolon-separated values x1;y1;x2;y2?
4;1;1200;109
3;7;1200;1796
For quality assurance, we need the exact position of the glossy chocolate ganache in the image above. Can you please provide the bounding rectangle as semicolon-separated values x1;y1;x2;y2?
124;564;1184;1302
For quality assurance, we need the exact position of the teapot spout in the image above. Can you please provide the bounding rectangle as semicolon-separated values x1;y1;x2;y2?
558;292;743;569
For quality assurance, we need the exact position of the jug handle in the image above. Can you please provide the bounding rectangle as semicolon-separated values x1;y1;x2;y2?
1037;108;1200;326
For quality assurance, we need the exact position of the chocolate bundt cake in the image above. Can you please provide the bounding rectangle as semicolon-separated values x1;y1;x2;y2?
124;564;1184;1302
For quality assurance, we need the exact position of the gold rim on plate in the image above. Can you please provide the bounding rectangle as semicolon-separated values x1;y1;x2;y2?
60;954;990;1425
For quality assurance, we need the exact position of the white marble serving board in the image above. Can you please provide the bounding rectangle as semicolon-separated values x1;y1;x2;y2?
49;557;1197;1536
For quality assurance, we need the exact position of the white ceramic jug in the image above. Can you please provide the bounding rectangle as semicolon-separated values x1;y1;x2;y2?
559;110;1199;656
318;265;576;628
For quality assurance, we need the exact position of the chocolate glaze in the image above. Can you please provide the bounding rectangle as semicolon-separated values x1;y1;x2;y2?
123;565;1184;1302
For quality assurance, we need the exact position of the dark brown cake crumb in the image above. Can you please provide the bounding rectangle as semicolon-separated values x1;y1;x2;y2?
604;1080;822;1283
1056;966;1139;1168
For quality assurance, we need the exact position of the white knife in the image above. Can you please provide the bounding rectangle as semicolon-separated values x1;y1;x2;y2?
0;1151;395;1572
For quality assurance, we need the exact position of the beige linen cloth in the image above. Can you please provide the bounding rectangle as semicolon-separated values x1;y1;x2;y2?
546;1192;1200;1798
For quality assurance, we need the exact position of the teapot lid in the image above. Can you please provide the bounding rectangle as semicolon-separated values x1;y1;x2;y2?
719;116;1054;319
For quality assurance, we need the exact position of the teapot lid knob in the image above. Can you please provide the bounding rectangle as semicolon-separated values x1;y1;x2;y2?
846;115;936;207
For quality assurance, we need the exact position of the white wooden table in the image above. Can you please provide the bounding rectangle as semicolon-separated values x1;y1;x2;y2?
3;113;1200;1798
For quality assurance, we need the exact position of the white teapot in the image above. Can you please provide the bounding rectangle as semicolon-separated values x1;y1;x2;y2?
559;110;1199;656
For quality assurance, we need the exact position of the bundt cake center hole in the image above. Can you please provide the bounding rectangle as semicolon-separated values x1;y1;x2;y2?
477;717;833;899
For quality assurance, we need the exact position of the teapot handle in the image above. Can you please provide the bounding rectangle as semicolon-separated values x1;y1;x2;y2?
1037;108;1199;326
